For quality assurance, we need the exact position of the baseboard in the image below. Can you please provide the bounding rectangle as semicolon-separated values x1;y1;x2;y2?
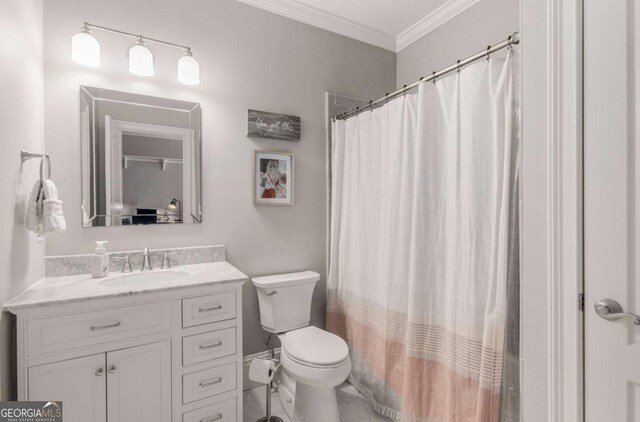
243;348;281;391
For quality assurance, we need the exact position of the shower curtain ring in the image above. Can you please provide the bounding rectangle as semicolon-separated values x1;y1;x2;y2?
369;100;374;112
403;85;408;96
486;45;491;61
507;36;513;50
432;71;437;84
456;60;461;73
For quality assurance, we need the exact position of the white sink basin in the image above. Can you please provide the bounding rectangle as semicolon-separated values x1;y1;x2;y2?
98;270;190;288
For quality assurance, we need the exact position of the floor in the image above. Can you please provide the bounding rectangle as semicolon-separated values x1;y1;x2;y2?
243;382;392;422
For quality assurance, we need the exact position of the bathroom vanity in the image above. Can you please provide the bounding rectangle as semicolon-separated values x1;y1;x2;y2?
4;260;246;422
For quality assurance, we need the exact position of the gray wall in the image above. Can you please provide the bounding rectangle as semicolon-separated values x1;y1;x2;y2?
122;162;183;213
43;0;396;355
0;0;45;400
396;0;519;88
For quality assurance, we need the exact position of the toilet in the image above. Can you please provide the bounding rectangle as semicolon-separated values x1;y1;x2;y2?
253;271;351;422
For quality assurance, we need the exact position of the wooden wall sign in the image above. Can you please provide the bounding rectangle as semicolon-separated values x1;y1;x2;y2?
247;109;301;141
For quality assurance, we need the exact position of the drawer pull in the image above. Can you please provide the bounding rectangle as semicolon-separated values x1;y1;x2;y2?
199;305;223;313
90;321;122;331
199;341;223;350
201;415;223;422
95;367;104;376
199;377;223;388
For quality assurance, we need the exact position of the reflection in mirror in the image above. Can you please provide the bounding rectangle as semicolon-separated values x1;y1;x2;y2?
80;86;202;227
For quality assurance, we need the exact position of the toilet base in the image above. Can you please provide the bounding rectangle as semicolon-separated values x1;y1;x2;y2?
292;382;340;422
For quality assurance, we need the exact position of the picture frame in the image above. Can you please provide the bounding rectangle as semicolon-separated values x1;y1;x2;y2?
254;151;294;205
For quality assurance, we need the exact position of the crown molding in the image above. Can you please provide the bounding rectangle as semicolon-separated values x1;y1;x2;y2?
235;0;396;51
236;0;479;53
396;0;480;51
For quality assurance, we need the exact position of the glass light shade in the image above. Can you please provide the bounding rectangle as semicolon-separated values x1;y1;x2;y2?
71;29;100;67
178;52;200;85
128;40;154;76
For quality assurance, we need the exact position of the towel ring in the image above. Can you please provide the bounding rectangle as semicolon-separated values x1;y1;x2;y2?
40;154;51;181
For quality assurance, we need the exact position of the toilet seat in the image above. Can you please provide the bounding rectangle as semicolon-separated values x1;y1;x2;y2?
282;326;349;368
283;346;348;369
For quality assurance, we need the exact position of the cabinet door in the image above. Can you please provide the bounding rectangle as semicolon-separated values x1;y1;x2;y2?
106;341;171;422
28;354;107;422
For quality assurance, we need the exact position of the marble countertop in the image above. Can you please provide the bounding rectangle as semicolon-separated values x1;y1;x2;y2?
4;261;248;313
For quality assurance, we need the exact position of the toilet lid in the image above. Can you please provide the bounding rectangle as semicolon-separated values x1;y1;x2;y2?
282;326;349;366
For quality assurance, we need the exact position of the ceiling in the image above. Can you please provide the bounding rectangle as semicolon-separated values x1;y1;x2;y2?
235;0;479;52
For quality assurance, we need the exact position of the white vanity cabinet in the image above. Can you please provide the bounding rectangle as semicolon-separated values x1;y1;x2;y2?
5;262;246;422
29;353;107;422
29;341;171;422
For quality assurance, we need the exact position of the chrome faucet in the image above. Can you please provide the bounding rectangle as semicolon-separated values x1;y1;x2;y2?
161;251;179;269
112;255;133;273
141;247;153;271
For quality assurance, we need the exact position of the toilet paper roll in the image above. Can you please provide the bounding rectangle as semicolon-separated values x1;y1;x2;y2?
249;358;277;384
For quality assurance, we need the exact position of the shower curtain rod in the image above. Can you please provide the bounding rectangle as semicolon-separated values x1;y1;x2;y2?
334;31;520;121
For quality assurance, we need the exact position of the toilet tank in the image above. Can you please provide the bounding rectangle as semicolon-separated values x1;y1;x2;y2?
252;271;320;333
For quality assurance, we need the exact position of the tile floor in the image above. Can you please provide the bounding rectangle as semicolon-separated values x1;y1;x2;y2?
243;382;392;422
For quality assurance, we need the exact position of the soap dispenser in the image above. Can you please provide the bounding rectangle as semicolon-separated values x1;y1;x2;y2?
91;241;109;278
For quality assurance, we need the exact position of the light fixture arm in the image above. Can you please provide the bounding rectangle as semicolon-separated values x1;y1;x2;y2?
83;22;192;52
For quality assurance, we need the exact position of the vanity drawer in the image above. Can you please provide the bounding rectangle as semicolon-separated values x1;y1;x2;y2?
182;398;236;422
182;293;236;328
27;302;171;356
183;362;237;404
183;327;236;366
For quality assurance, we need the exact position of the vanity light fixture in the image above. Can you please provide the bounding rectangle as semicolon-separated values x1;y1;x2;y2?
71;22;200;85
177;49;200;85
128;37;154;76
71;24;100;67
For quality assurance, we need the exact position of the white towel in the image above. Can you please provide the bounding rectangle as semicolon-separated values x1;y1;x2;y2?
43;199;66;234
26;179;66;236
26;181;42;232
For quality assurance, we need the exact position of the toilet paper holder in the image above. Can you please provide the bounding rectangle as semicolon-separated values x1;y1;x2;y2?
250;357;283;422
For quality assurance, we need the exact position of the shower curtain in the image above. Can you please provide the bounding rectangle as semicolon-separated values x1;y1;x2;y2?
327;51;519;422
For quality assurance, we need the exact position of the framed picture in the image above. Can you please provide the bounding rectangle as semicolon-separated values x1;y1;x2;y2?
254;151;294;205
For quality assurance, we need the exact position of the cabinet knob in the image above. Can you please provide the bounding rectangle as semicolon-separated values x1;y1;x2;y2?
108;365;117;374
95;367;104;376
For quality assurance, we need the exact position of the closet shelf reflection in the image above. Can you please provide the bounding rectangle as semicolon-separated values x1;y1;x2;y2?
122;155;183;171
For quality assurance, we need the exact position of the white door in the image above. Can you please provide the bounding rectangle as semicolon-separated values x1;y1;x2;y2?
106;341;171;422
28;354;107;422
584;0;640;420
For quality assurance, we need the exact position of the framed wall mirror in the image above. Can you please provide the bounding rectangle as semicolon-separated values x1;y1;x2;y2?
80;86;202;227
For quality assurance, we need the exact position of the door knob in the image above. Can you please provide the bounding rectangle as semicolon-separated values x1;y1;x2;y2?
108;365;117;374
594;298;640;325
